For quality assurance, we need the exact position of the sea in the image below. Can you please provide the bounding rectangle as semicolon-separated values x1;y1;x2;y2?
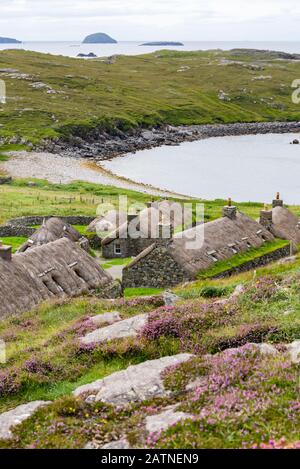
1;41;300;58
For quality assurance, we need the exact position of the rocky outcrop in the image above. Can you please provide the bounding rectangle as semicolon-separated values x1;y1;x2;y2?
77;53;97;58
89;311;121;326
73;354;193;403
286;340;300;363
80;313;148;345
0;401;50;440
82;33;117;44
145;405;192;434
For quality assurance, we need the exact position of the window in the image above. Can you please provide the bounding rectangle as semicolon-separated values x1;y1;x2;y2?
51;275;65;293
114;243;122;255
73;268;88;283
207;250;218;262
228;243;238;254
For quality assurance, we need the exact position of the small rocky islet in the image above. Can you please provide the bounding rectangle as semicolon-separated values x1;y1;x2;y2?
82;32;117;44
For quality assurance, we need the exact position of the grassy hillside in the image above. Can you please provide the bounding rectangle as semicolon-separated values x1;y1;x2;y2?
1;49;300;144
0;179;300;227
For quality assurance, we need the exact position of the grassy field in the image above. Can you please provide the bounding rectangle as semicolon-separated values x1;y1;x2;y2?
0;179;300;228
0;49;300;144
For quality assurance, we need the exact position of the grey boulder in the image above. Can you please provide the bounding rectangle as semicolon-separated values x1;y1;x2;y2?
0;401;51;440
145;405;192;434
80;313;148;345
73;354;193;404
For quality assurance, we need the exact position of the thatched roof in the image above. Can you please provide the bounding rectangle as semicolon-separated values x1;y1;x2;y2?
102;200;185;246
0;238;113;318
271;206;300;246
18;217;82;252
102;207;158;246
151;200;192;228
126;211;274;277
87;210;127;233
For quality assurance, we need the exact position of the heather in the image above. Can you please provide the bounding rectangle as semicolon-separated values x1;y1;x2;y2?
0;255;300;448
1;345;299;449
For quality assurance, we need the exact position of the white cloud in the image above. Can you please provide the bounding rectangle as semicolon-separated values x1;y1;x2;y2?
0;0;299;40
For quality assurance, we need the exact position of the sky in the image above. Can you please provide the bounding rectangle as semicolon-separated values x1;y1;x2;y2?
0;0;299;42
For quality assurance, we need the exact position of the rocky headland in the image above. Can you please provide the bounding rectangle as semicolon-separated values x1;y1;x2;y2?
39;121;300;162
0;37;21;44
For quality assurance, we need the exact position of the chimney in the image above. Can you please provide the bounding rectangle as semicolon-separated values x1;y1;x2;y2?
127;214;137;224
222;198;237;220
0;241;12;261
158;223;173;240
260;204;273;230
272;192;283;208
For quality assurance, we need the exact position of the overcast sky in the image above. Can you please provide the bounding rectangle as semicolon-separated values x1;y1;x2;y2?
0;0;299;41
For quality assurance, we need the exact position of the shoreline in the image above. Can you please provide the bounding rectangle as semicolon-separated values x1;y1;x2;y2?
2;122;300;200
39;121;300;161
1;151;190;199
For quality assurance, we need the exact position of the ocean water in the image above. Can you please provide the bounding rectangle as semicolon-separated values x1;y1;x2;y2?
1;41;300;58
102;133;300;204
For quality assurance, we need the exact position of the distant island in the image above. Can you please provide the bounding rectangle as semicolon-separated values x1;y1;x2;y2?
0;36;21;44
82;33;117;44
141;41;184;46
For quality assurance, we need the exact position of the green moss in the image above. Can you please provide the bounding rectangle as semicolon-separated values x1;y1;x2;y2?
197;239;290;279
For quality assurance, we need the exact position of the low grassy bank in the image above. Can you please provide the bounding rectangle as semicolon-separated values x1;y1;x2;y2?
197;239;290;279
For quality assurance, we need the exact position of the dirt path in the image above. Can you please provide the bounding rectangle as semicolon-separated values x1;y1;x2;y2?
2;151;189;199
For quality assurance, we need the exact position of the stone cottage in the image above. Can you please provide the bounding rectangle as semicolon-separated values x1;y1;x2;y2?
259;194;300;251
122;203;277;289
0;238;115;318
101;206;174;259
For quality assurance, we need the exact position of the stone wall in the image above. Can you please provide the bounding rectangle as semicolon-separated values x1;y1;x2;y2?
122;245;190;288
102;237;158;259
0;225;35;237
123;243;291;288
8;215;94;226
211;244;291;279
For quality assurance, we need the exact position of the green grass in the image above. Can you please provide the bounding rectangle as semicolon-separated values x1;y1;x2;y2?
0;295;164;414
0;236;27;252
0;49;300;145
0;178;299;229
101;257;133;270
197;239;290;279
124;287;164;298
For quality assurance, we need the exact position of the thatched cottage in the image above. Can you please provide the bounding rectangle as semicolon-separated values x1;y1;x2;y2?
101;206;173;259
101;201;192;259
0;238;114;318
18;217;86;253
122;204;277;288
87;210;127;234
